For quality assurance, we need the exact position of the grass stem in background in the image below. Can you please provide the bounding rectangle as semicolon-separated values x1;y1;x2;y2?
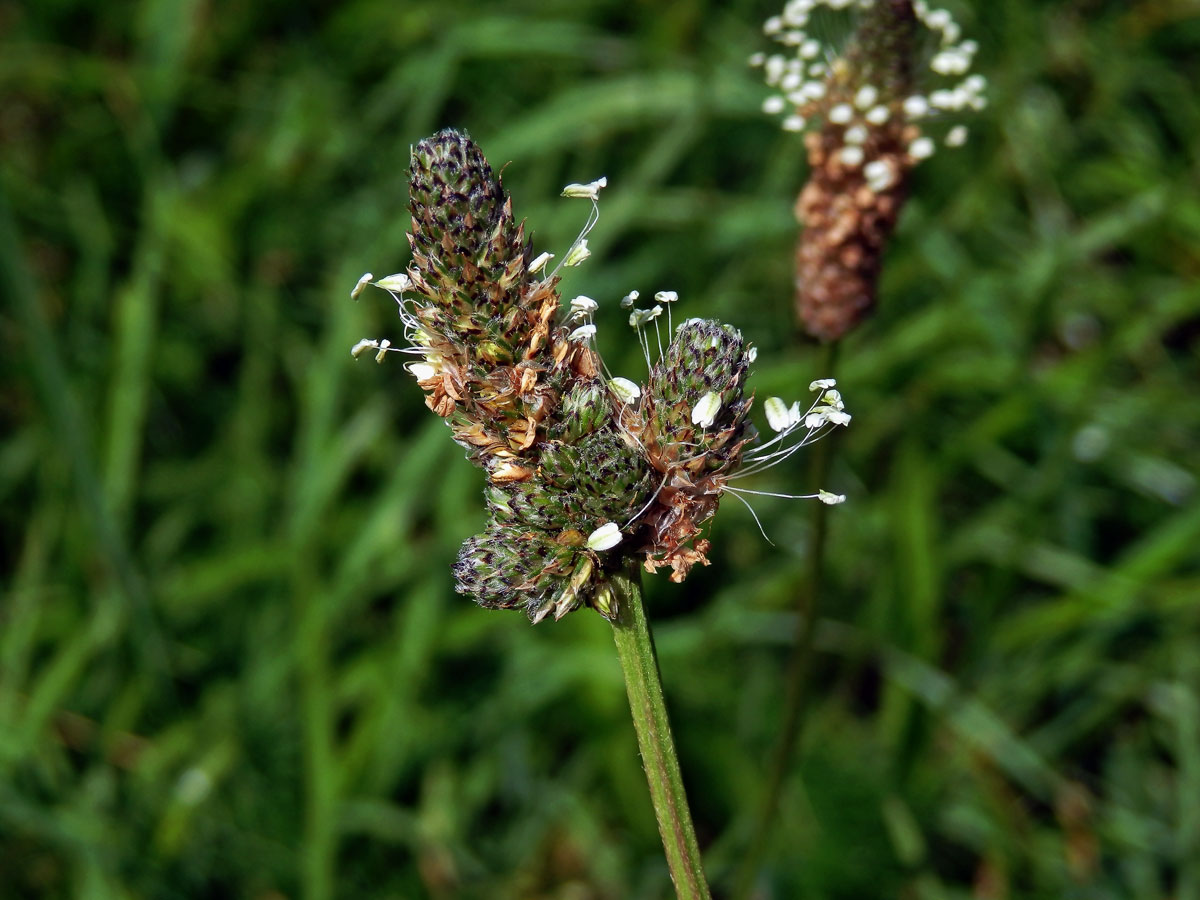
610;560;713;900
734;340;839;900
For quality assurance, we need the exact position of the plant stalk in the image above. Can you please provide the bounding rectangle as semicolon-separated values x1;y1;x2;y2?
733;340;840;900
609;560;713;900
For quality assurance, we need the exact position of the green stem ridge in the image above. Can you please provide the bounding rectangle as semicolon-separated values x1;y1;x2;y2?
609;562;713;900
734;340;840;900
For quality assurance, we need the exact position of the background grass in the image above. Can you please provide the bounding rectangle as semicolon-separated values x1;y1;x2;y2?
2;0;1199;897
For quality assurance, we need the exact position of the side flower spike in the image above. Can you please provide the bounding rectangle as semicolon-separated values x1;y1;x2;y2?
754;0;986;341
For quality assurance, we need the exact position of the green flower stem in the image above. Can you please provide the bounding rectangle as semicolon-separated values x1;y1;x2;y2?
733;340;840;900
610;561;713;900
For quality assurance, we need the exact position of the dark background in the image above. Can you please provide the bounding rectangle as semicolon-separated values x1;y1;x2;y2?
2;0;1199;897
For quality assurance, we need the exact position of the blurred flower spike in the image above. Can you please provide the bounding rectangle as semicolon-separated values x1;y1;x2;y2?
352;129;849;622
752;0;985;341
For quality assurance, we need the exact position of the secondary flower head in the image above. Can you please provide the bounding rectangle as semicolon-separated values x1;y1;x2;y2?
753;0;985;341
354;130;850;619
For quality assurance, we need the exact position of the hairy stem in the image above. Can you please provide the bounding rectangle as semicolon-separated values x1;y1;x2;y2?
734;340;839;900
610;561;713;900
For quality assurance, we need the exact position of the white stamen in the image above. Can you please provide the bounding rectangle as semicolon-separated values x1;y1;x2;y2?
562;239;591;267
865;159;894;192
351;339;379;359
765;397;791;433
350;273;373;300
629;305;663;328
844;124;868;145
692;392;722;429
763;95;787;115
568;324;597;342
865;105;890;125
854;85;878;109
929;89;958;109
963;74;987;94
609;377;641;404
529;251;554;274
561;176;608;200
375;272;411;291
908;136;935;160
408;362;436;381
839;145;864;167
765;54;787;83
586;522;623;551
829;103;854;124
931;50;967;76
903;95;929;118
569;295;598;318
924;8;951;29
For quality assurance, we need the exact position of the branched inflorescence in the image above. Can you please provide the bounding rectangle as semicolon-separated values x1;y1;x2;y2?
353;129;849;622
753;0;985;341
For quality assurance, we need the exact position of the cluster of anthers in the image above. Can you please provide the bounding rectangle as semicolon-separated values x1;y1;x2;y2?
352;130;849;622
753;0;985;161
751;0;985;341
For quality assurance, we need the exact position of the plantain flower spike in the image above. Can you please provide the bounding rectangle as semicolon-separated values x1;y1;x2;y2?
754;0;985;341
354;129;850;621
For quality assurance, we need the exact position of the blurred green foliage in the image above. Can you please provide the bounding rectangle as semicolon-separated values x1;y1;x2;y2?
2;0;1199;897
